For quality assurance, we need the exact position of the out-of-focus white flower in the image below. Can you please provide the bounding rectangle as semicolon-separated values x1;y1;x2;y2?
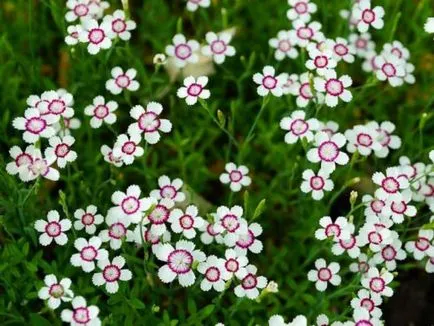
202;32;236;64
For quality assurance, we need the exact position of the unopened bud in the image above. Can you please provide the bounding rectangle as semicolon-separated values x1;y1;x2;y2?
153;53;167;65
350;190;358;205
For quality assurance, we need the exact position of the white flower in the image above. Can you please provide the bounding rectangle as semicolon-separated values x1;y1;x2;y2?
16;147;59;182
373;238;406;271
130;223;171;252
362;52;380;73
219;162;252;192
103;10;136;41
405;229;434;260
300;169;334;200
318;120;339;138
307;258;341;291
314;70;353;107
366;121;401;158
253;66;286;97
382;191;417;223
326;37;356;63
234;264;267;299
169;205;204;239
186;0;210;12
315;314;329;326
155;240;206;287
198;255;231;292
36;90;75;121
127;102;172;144
223;248;248;277
38;274;73;310
13;108;56;143
269;30;299;61
150;175;186;203
177;76;211;105
101;145;123;167
112;133;144;165
314;216;350;241
98;214;134;250
425;17;434;34
70;236;108;272
61;296;100;325
349;253;374;276
358;215;395;252
349;308;382;326
6;145;35;177
268;314;308;326
213;205;248;247
144;198;175;236
234;223;263;256
382;40;410;61
84;96;118;128
266;280;279;293
353;0;385;33
291;72;322;107
307;132;349;173
331;223;361;258
361;267;394;297
374;53;406;87
372;167;409;201
65;0;96;22
403;62;416;84
281;73;299;95
305;46;337;75
362;194;387;217
92;256;132;293
350;289;383;319
292;20;324;47
426;256;434;273
45;135;77;168
108;185;154;224
73;205;104;234
54;117;81;137
165;34;200;68
202;32;236;64
34;210;71;246
65;24;82;45
287;0;317;23
199;220;224;245
89;0;109;19
78;18;114;55
280;110;319;144
344;124;381;156
105;67;140;94
349;33;375;58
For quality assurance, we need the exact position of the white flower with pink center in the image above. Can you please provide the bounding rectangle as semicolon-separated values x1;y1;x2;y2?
219;162;252;192
350;307;382;326
234;264;267;299
365;121;401;158
403;62;416;85
361;267;393;297
325;37;355;63
314;70;353;107
54;117;81;137
186;0;210;12
88;0;110;19
351;289;383;319
307;132;349;173
425;17;434;35
199;220;224;245
315;216;351;241
268;30;299;61
291;72;323;107
292;20;324;48
65;24;83;46
372;167;409;201
287;0;317;23
6;145;34;177
103;10;136;41
349;32;375;58
169;205;204;239
106;66;140;94
13;108;56;143
78;18;114;55
349;253;374;276
98;214;134;250
373;238;406;271
382;40;410;61
61;296;100;326
36;89;75;121
101;144;123;167
305;46;337;76
65;0;96;22
38;274;73;310
223;249;248;277
108;185;155;224
165;34;200;68
318;120;339;138
307;258;341;291
73;205;104;234
426;256;434;273
331;223;361;258
34;210;71;246
130;223;171;253
405;229;434;260
362;51;381;73
177;75;211;105
362;194;387;217
268;315;307;326
84;96;118;129
150;175;186;203
128;102;172;144
198;255;231;292
280;73;299;95
16;147;59;182
374;53;406;87
353;0;385;33
213;205;248;247
300;169;334;200
234;223;263;256
382;191;417;224
45;135;77;168
156;240;206;287
92;256;132;293
112;133;144;165
202;32;236;64
358;215;395;252
70;236;108;272
280;110;319;144
345;125;381;156
253;65;286;97
143;198;174;237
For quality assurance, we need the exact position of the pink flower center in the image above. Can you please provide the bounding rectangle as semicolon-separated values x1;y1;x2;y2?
415;237;430;251
278;40;291;52
317;267;332;281
81;213;95;226
359;262;369;273
325;224;341;237
103;264;121;282
160;185;177;199
48;99;66;115
55;143;70;158
391;47;403;58
339;235;356;249
382;63;397;77
180;214;194;229
356;133;373;147
30;159;49;176
334;44;348;56
318;141;339;162
361;298;375;312
108;222;126;239
225;258;239;272
94;105;109;119
49;284;64;298
89;28;105;44
74;4;89;17
290;119;309;135
229;170;243;182
310;176;325;190
381;245;397;261
241;273;257;289
121;141;136;155
391;200;406;214
138;112;160;132
300;83;313;99
376;128;391;146
221;214;240;232
148;205;170;224
205;266;221;282
297;27;313;40
144;230;160;244
112;19;126;33
207;223;220;236
187;83;203;96
236;230;255;249
314;55;328;68
45;221;61;237
25;117;47;134
355;321;373;326
115;75;131;88
370;199;385;214
262;76;277;89
294;1;308;14
368;231;382;244
121;196;140;214
369;277;385;293
174;44;192;60
80;246;98;261
356;38;368;49
73;307;90;324
362;9;376;23
168;249;193;274
381;177;399;193
16;153;33;166
211;40;227;54
325;78;344;96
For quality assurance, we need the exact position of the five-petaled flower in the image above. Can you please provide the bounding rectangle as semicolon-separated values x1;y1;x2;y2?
202;32;236;64
253;66;286;97
268;30;299;61
78;18;114;55
169;205;204;239
198;255;231;292
314;70;353;107
106;67;140;95
92;256;132;293
150;175;186;203
34;210;71;246
219;162;252;192
38;274;74;310
61;296;101;325
300;169;334;200
45;135;78;168
177;76;211;105
71;236;109;272
234;264;267;299
361;267;394;297
307;132;349;173
13;108;56;144
74;205;104;234
103;10;136;41
307;258;341;291
353;0;385;33
84;96;118;129
112;133;144;165
165;34;200;68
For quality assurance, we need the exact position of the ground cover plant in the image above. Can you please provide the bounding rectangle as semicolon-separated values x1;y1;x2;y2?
1;0;434;325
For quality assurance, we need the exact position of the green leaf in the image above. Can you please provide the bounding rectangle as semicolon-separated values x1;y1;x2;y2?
128;298;146;310
251;199;266;221
29;314;52;326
